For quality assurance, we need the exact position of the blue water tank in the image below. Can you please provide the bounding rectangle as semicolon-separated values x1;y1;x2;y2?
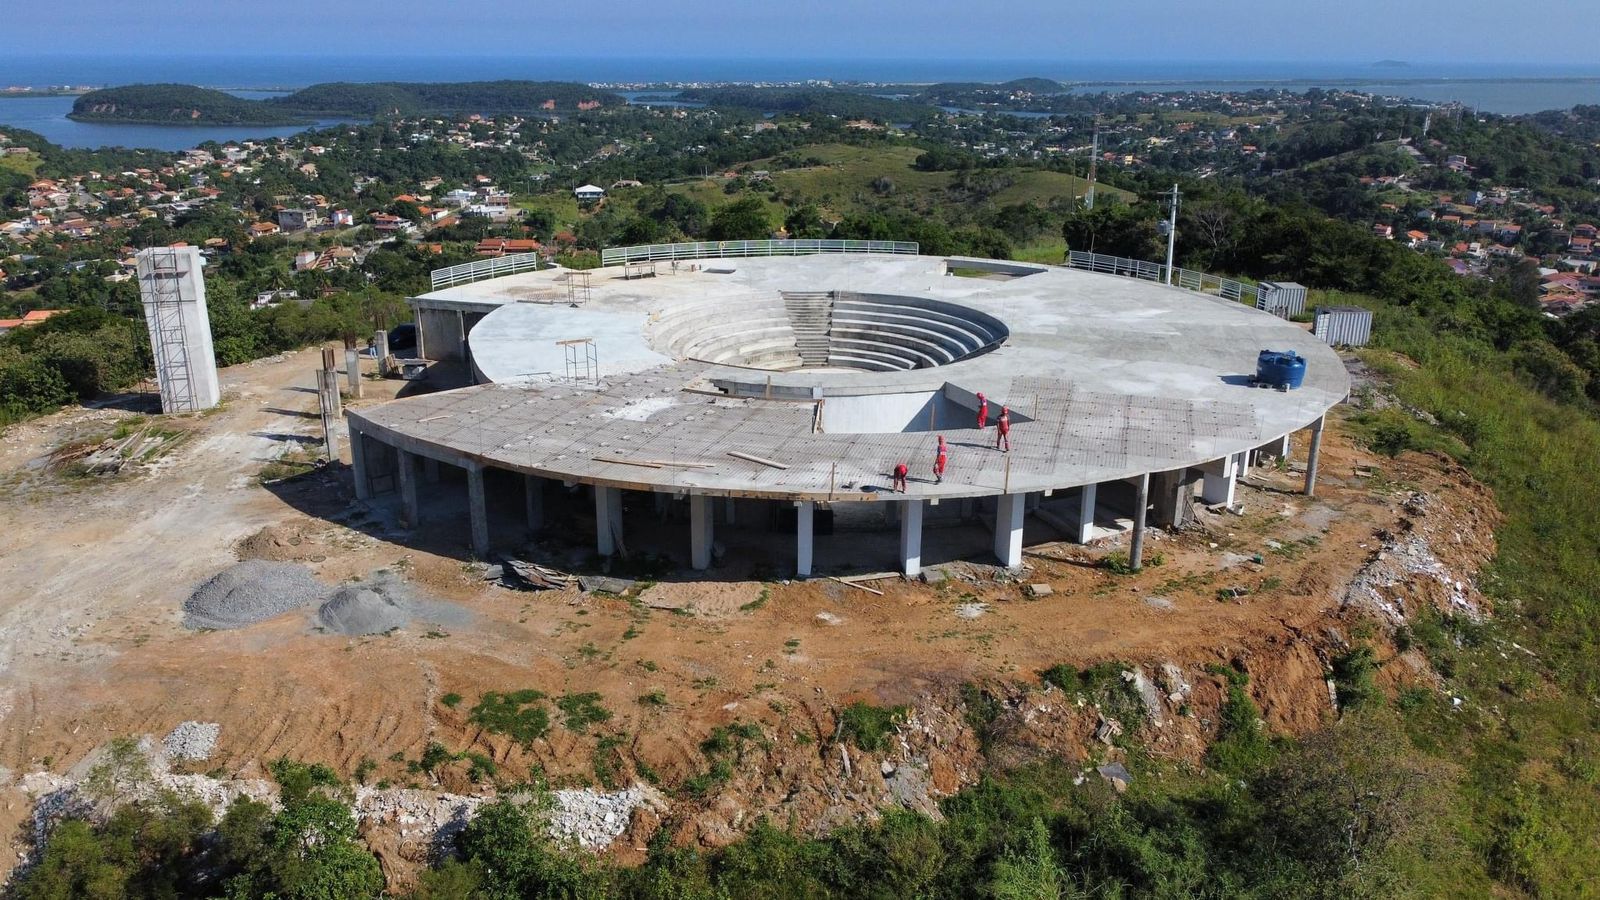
1256;350;1307;390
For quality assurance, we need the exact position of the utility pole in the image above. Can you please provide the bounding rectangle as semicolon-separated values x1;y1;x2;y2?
1163;183;1180;285
1085;122;1099;210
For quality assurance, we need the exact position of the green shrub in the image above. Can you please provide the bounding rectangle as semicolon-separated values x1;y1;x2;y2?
838;701;906;752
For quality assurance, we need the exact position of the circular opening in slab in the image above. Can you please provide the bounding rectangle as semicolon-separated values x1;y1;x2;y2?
649;291;1007;372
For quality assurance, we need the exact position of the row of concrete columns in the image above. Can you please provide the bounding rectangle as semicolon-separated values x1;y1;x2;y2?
348;415;1327;575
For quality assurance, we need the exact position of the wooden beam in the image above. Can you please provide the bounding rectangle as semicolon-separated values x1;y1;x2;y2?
830;576;884;595
728;450;789;470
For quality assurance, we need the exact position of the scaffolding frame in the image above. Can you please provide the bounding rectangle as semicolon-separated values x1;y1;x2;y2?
566;271;592;306
141;248;199;413
558;338;599;384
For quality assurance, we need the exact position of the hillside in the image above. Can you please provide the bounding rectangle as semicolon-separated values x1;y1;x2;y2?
68;80;623;125
69;84;304;125
269;80;624;117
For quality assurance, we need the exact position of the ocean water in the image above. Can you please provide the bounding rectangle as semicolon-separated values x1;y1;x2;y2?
1;55;1597;151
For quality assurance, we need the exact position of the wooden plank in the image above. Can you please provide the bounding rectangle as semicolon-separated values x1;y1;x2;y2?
830;576;884;596
837;571;899;583
728;450;789;470
633;459;717;468
592;457;664;469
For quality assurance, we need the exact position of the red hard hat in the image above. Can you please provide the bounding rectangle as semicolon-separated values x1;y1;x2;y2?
976;392;985;400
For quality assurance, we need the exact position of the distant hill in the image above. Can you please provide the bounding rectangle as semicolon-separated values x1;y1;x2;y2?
69;81;623;125
1371;59;1412;69
269;80;624;118
70;84;303;125
998;77;1066;93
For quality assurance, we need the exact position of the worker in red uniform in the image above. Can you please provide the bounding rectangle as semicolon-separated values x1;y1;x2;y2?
933;435;948;484
975;392;989;429
892;461;910;493
995;406;1011;452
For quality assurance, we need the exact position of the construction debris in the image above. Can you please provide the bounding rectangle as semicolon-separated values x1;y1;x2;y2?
49;422;185;477
578;574;635;595
487;555;571;591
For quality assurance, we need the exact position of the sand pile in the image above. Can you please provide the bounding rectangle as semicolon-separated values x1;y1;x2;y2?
183;561;326;630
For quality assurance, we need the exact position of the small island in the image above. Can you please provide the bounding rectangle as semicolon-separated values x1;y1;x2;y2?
70;80;624;125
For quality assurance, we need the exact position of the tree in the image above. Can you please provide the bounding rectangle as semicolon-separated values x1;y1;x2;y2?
706;197;772;241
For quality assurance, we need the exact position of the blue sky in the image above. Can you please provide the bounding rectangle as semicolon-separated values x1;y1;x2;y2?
12;0;1599;64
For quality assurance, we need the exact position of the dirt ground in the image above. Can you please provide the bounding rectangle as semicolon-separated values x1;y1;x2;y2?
0;346;1499;878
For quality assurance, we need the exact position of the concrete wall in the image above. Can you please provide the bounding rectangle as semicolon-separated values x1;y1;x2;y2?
416;306;465;362
136;246;221;413
820;390;941;434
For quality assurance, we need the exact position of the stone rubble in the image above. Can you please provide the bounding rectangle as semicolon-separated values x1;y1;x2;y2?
162;721;220;761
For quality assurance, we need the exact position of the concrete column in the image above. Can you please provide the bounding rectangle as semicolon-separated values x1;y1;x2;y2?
994;493;1025;568
796;501;814;577
898;498;924;577
1200;454;1237;506
466;464;489;559
690;495;713;570
344;348;362;398
1304;415;1326;497
1073;483;1097;544
595;485;621;556
1130;473;1150;571
396;449;419;528
348;427;371;500
423;456;439;484
524;474;544;534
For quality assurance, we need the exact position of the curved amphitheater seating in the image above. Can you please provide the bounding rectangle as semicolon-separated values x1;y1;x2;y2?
651;291;1007;371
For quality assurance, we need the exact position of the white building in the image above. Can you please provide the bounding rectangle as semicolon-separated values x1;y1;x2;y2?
573;184;606;202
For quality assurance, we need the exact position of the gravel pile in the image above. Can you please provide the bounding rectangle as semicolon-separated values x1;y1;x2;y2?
162;721;220;761
183;561;326;630
315;570;468;636
316;573;413;635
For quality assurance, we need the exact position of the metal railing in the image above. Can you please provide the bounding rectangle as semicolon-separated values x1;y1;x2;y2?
1066;250;1251;303
601;239;919;267
429;252;541;290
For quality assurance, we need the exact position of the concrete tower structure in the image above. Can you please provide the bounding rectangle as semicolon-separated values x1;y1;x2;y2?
137;246;221;413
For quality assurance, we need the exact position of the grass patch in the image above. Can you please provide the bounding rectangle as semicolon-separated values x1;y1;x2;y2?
555;692;612;733
468;690;550;746
838;702;907;752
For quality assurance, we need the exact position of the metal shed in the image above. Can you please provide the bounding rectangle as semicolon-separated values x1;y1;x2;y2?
1255;281;1308;318
1312;305;1372;347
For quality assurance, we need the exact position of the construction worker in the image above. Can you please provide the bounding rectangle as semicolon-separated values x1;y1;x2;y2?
976;392;989;429
933;435;948;484
995;406;1011;452
892;461;910;493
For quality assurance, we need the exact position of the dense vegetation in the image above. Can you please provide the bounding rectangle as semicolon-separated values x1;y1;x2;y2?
69;81;623;125
268;80;624;118
69;85;304;125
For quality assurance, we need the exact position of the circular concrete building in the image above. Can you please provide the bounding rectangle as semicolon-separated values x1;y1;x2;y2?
349;248;1348;576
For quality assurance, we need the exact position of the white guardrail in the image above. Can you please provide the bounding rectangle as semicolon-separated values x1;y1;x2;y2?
601;239;919;266
429;252;542;290
1065;250;1250;303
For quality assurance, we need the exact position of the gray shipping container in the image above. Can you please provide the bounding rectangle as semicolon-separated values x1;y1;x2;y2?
1255;281;1308;318
1313;305;1372;347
